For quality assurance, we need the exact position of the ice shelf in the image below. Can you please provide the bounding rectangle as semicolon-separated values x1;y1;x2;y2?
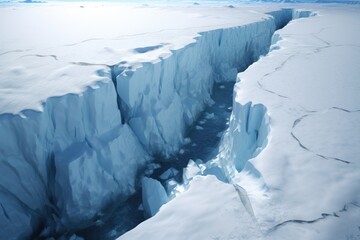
1;2;358;240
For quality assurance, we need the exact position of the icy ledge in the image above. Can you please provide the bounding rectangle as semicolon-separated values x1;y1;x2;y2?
0;8;313;239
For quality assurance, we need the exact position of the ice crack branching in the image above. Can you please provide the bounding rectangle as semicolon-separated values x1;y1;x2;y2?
70;61;110;67
64;38;105;47
21;54;59;61
269;213;339;232
290;107;360;164
268;203;358;233
290;132;350;164
0;49;31;56
257;54;295;100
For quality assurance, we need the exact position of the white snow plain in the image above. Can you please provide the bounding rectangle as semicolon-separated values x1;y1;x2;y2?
0;1;359;240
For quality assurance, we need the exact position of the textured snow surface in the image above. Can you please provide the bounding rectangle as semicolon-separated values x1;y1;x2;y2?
0;3;272;114
228;5;360;240
119;175;262;240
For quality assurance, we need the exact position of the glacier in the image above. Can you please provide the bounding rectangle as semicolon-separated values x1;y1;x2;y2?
0;4;313;238
1;2;359;240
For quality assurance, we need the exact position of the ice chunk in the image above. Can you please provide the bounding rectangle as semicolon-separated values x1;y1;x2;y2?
69;234;85;240
195;125;204;130
205;112;215;119
165;179;180;198
203;166;227;183
159;168;179;180
195;159;206;172
183;138;191;144
199;119;206;125
144;163;161;176
141;177;169;217
183;160;202;185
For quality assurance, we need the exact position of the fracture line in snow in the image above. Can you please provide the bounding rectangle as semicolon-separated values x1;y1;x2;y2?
310;44;360;56
64;38;106;47
311;32;331;46
69;61;110;67
61;23;232;47
268;203;358;233
269;213;339;232
0;49;31;56
21;54;59;61
290;107;360;164
257;54;295;100
290;132;350;164
327;106;360;113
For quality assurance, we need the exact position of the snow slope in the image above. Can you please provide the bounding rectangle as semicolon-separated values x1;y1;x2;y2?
119;4;360;240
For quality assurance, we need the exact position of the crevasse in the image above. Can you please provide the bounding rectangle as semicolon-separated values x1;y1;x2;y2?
0;8;312;239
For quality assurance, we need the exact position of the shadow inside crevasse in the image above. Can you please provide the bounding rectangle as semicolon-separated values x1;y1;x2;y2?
76;81;235;240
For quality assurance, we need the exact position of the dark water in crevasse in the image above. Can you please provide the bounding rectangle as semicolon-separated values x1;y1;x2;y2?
151;82;234;182
77;81;234;240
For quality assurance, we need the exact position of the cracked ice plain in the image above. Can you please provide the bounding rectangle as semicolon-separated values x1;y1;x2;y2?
0;3;303;239
232;5;360;239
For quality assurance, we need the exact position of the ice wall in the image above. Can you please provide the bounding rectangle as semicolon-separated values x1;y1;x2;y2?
0;8;311;239
219;102;270;179
0;79;149;238
218;9;314;179
114;19;276;157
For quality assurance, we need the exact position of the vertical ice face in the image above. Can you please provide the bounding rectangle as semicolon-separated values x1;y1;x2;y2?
114;20;276;158
141;177;169;218
220;102;270;176
0;75;150;238
216;8;315;179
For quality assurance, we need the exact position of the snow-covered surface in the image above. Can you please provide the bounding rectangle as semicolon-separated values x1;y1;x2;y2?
119;4;360;240
0;3;273;114
1;1;360;240
121;175;262;240
230;7;360;238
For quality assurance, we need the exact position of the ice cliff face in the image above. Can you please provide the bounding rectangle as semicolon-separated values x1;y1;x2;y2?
219;102;269;177
113;19;276;157
0;80;149;238
0;8;312;239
